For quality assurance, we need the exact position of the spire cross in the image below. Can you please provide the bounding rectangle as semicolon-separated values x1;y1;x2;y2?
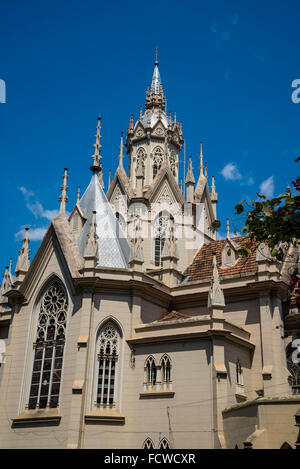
154;47;159;64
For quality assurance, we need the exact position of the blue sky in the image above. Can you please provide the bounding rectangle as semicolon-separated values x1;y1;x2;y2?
0;0;299;272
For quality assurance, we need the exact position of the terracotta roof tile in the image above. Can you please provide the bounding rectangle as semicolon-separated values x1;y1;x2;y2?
184;236;259;282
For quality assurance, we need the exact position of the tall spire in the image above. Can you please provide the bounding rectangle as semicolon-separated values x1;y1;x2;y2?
59;168;68;215
199;142;204;177
118;131;124;168
151;48;162;94
77;186;81;204
90;117;102;173
185;156;195;203
145;50;166;112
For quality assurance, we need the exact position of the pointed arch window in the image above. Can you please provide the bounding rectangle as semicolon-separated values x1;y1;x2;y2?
144;356;157;391
159;438;170;449
136;148;146;169
236;359;244;395
287;342;300;394
161;354;172;390
169;151;176;176
153;146;164;179
143;438;154;449
154;212;172;266
28;280;68;410
116;212;126;237
96;322;121;409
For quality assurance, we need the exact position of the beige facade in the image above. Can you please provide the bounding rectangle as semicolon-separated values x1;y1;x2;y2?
0;59;299;449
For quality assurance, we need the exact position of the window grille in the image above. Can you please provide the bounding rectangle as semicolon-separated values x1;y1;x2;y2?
153;146;164;178
287;343;300;394
28;280;67;410
153;213;171;266
97;322;120;408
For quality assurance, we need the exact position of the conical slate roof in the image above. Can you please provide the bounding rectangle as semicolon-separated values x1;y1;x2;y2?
77;173;130;268
151;62;162;94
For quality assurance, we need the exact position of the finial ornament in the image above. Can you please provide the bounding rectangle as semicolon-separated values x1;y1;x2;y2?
208;252;225;309
199;142;204;177
59;168;68;215
1;260;14;295
77;186;81;204
205;162;208;178
90;117;102;173
185;156;195;184
15;227;30;277
154;47;159;65
180;178;183;193
226;219;230;239
118;131;124;168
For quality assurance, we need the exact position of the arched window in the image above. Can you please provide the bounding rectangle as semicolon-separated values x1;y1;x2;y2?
159;438;170;449
136;148;146;169
116;212;126;236
96;322;121;409
143;438;154;449
153;146;164;179
161;355;172;390
154;212;172;266
28;280;68;410
286;342;300;394
144;356;157;391
169;151;176;176
236;359;244;394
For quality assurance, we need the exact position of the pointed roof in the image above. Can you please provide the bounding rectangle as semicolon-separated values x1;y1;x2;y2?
151;60;162;94
185;156;195;184
77;173;131;268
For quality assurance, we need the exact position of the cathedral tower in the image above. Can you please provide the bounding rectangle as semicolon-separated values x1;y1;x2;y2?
107;54;219;276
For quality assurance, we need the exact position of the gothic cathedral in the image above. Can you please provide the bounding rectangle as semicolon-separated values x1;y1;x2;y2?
0;58;299;449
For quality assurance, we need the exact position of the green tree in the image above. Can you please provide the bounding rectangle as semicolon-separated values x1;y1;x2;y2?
234;158;300;261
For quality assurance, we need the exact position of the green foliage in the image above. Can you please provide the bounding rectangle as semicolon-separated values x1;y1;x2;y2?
234;159;300;261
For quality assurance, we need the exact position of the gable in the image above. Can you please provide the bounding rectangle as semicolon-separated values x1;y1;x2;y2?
14;225;80;306
146;164;185;206
106;168;134;201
